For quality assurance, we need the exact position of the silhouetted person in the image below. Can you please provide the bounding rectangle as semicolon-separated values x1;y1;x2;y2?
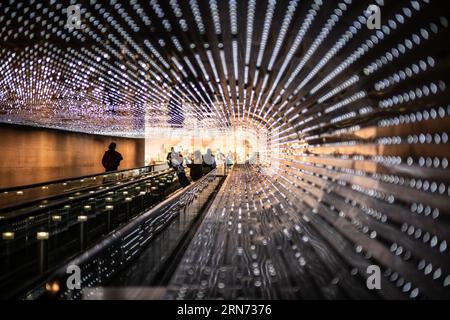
187;150;203;181
171;151;190;187
166;147;174;168
203;148;216;173
226;150;234;167
149;159;156;172
102;142;123;172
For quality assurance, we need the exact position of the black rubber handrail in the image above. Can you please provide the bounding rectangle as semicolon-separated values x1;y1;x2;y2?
152;172;226;285
0;165;168;214
0;162;167;193
45;169;216;276
24;168;217;300
0;168;176;224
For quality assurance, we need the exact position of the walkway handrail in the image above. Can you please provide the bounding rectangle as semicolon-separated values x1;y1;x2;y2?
26;168;218;299
0;162;167;193
0;164;168;214
0;167;175;224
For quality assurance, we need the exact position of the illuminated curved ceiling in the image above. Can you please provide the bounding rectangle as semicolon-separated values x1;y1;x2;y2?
1;1;450;298
0;0;449;139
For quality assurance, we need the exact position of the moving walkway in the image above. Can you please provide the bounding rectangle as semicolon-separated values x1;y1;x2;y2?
167;165;450;300
0;163;180;299
2;163;449;300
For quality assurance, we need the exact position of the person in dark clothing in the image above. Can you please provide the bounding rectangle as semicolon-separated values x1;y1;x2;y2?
171;152;190;187
166;147;174;168
102;142;123;172
202;148;216;174
187;149;203;181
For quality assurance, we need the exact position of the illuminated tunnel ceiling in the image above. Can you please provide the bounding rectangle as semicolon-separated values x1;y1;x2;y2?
0;0;448;138
1;1;450;299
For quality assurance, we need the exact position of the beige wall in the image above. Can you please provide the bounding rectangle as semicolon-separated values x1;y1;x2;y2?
0;124;145;188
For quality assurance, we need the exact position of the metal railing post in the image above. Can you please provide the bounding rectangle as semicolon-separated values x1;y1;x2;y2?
78;216;88;250
37;231;49;274
105;205;114;232
2;232;14;272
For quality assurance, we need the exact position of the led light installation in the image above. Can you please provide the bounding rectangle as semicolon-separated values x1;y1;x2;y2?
0;0;450;299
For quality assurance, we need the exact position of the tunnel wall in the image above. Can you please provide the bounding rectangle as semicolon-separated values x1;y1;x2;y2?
0;124;145;188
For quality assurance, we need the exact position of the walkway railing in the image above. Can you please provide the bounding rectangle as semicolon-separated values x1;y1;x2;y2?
0;162;168;211
24;168;221;300
0;165;180;299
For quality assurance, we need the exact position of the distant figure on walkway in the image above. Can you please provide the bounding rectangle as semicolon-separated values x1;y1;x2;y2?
187;149;203;181
102;142;123;172
226;150;234;167
171;151;190;187
166;147;175;168
203;148;216;173
148;159;156;172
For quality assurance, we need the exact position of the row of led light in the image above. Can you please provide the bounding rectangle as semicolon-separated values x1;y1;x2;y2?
284;8;343;94
0;1;56;41
222;0;255;121
365;23;443;77
0;47;159;133
241;1;322;122
243;0;256;101
405;132;449;145
229;0;247;125
254;1;298;118
378;81;446;109
256;0;323;128
378;105;450;128
259;0;315;119
407;156;448;170
103;1;231;130
291;2;356;99
317;101;444;151
269;163;448;296
374;56;435;91
208;0;285;127
309;1;432;97
324;91;366;114
272;1;439;146
161;0;232;127
75;2;229;130
317;75;360;104
308;150;450;216
278;107;448;174
245;0;276;121
0;0;446;140
277;99;447;164
265;1;367;140
140;0;317;132
0;0;146;111
0;45;92;105
330;111;357;125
